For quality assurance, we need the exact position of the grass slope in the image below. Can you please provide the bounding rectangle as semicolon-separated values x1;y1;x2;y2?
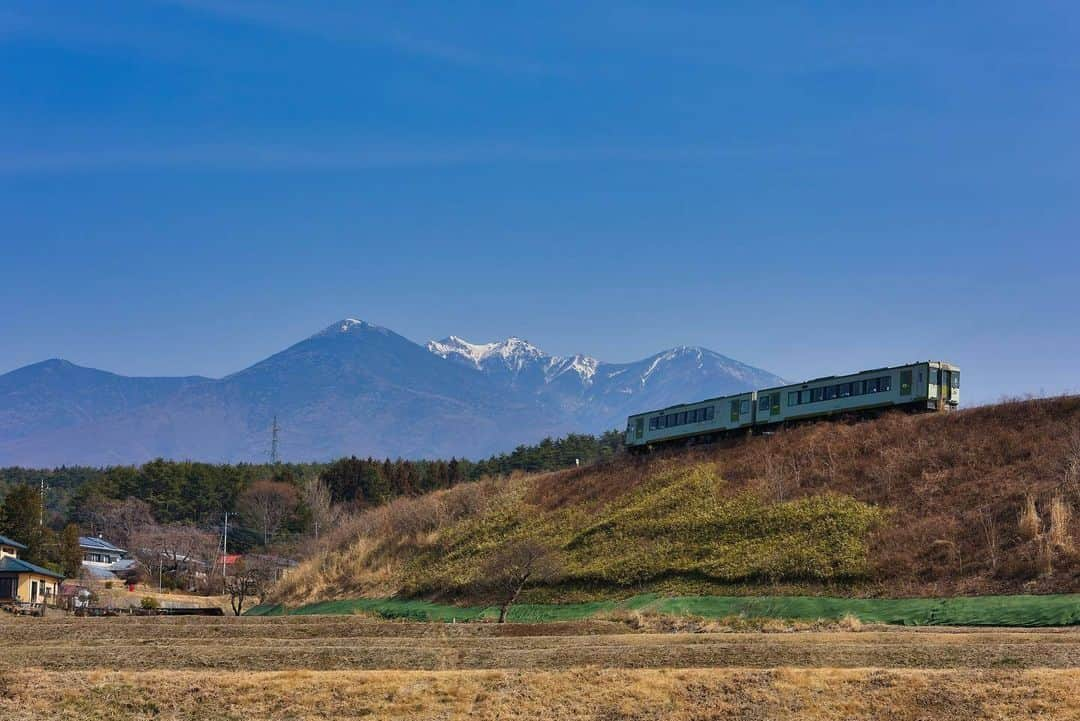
273;397;1080;607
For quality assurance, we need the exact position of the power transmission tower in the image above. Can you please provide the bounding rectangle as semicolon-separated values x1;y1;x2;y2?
270;415;280;465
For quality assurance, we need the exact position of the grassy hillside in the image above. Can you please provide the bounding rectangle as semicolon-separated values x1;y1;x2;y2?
273;396;1080;606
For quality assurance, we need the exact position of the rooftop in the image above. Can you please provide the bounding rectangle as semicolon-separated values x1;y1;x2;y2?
0;556;64;579
79;536;126;553
0;534;28;550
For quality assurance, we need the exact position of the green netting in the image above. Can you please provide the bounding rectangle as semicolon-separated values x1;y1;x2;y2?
245;593;1080;626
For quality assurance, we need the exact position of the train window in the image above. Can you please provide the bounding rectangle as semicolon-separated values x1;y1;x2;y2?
759;397;770;412
740;400;750;415
866;378;880;393
649;417;658;431
771;393;781;416
838;383;850;397
811;388;825;402
705;406;715;420
826;385;838;400
881;376;892;392
730;400;740;422
799;390;810;404
788;391;798;406
900;370;912;396
666;414;676;427
678;412;687;425
952;373;960;388
853;381;865;396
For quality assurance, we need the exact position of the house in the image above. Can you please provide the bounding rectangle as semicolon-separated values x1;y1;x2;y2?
80;536;126;567
0;534;27;559
0;536;64;607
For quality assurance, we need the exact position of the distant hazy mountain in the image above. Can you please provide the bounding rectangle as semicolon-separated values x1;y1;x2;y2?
0;319;784;466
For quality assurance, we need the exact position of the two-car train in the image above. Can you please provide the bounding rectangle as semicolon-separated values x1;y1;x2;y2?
624;360;959;451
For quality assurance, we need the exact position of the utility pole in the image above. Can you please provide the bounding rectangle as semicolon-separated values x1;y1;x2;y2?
39;478;49;527
270;415;280;465
222;511;229;594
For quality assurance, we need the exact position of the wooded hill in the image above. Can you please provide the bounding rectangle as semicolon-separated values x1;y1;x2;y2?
273;396;1080;605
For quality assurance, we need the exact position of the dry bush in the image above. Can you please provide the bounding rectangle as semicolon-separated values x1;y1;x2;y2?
1017;495;1041;541
1048;495;1074;552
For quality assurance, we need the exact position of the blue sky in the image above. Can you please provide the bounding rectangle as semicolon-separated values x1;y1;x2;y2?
2;1;1077;404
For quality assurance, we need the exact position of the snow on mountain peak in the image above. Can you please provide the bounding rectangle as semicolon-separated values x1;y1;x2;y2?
311;318;379;338
427;335;601;382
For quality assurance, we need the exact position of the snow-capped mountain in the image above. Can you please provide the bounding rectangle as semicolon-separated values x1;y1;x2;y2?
427;336;599;387
0;319;784;466
425;335;784;428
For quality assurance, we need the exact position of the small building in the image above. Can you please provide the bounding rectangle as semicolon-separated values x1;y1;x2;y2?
0;534;27;559
0;555;64;606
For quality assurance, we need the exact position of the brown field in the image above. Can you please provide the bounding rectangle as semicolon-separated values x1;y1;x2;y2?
2;615;1079;719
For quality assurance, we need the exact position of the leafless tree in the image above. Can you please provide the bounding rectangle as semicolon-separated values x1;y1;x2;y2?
130;523;218;591
238;480;300;546
475;538;563;623
225;558;274;616
301;472;341;541
1064;427;1080;501
82;497;154;549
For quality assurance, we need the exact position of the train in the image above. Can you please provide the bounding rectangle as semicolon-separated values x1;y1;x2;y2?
624;360;959;451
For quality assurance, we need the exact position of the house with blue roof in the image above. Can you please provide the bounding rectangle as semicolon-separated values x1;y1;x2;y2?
0;535;63;608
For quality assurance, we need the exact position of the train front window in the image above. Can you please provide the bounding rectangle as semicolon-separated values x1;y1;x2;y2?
952;372;960;389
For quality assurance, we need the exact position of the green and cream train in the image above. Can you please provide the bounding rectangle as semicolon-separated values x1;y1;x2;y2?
624;360;959;451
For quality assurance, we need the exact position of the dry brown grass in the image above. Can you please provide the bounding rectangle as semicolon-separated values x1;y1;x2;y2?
1018;495;1041;541
3;616;1080;672
3;616;1080;719
1;668;1078;721
1050;495;1075;552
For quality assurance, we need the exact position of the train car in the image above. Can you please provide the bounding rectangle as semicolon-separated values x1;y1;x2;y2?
754;361;959;428
625;361;959;451
624;390;756;450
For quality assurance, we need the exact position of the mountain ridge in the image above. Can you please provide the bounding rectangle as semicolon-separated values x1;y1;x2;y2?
0;318;785;466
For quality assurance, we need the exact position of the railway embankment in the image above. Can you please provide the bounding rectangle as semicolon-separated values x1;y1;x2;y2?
271;396;1080;610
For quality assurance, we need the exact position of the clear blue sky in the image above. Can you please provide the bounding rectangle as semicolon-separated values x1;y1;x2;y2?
2;1;1077;404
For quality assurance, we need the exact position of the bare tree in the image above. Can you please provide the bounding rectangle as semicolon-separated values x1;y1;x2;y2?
475;538;563;623
1064;427;1080;500
300;472;341;541
82;497;154;549
238;480;299;546
225;558;274;616
130;523;218;591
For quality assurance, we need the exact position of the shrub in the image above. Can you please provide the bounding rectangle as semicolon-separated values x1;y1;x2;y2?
140;596;159;610
1017;495;1040;541
1049;495;1074;552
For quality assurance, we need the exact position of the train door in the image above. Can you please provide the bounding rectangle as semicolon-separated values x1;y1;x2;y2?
634;417;644;440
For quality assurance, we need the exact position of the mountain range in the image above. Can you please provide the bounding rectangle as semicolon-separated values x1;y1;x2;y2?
0;319;785;467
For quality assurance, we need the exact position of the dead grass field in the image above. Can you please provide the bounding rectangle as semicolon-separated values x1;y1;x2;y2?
2;615;1079;719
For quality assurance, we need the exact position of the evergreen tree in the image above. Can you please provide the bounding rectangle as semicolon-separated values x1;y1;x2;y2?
59;523;83;578
0;483;45;563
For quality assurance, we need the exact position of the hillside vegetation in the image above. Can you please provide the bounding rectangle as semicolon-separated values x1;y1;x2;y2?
273;396;1080;605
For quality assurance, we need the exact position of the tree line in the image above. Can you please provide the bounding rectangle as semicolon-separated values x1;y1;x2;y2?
0;430;624;565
